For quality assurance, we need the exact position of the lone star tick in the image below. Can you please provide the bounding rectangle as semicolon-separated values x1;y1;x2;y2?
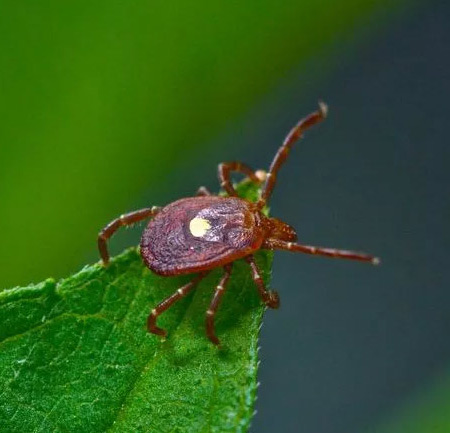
98;102;379;345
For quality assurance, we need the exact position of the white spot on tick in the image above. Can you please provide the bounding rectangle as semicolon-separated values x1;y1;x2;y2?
189;217;211;237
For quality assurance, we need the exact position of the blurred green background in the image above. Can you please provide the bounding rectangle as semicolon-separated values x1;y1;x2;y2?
3;1;450;432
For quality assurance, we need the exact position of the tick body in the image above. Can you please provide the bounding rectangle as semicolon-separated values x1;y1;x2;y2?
98;102;379;345
140;196;265;276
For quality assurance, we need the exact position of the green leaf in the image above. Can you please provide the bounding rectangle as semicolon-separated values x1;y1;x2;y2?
0;182;272;433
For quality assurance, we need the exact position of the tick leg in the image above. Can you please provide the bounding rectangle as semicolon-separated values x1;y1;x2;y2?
147;272;209;338
218;161;262;197
258;102;328;208
263;238;380;265
206;264;233;346
98;206;160;266
245;255;279;309
196;186;212;196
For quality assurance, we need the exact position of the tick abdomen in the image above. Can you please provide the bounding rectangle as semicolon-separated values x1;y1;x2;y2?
140;196;264;276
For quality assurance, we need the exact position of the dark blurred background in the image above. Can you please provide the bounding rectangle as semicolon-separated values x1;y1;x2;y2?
1;1;449;432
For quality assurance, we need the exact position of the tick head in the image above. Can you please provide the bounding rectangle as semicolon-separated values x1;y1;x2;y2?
265;217;298;242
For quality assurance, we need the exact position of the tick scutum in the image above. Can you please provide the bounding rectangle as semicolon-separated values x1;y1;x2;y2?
140;196;265;276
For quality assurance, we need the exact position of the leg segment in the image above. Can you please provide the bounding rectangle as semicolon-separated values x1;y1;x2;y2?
258;102;328;208
263;238;380;265
245;255;279;309
205;264;233;346
218;161;262;197
196;186;212;196
147;272;209;338
98;206;160;265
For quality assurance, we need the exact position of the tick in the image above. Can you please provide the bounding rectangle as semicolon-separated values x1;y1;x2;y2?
98;102;379;345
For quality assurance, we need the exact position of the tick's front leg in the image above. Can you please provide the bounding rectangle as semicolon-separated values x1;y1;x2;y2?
257;102;327;208
263;238;380;265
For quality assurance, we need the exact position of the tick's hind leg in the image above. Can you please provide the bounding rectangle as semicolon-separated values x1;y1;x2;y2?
245;255;279;309
147;272;209;338
218;161;264;197
205;264;233;346
98;206;160;265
